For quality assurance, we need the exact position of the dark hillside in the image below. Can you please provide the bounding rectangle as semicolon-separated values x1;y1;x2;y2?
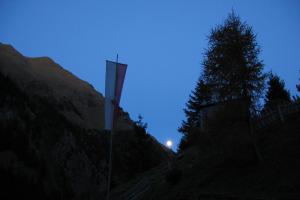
0;72;109;199
0;43;172;199
141;113;300;200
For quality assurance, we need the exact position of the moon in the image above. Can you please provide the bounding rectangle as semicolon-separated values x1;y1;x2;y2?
166;140;173;148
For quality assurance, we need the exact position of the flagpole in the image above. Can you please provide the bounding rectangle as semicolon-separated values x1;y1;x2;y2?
106;54;118;200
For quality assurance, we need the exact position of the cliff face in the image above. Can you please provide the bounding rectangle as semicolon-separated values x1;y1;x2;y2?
0;43;171;199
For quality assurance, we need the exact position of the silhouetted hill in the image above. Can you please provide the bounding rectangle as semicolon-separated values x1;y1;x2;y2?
0;43;125;130
0;43;173;200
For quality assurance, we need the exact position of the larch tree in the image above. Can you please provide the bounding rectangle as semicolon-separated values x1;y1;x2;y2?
202;11;266;108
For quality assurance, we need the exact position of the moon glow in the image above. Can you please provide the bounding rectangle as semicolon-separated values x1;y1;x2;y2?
166;140;173;148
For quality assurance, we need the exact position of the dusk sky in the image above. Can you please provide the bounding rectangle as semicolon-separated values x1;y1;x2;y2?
1;0;299;150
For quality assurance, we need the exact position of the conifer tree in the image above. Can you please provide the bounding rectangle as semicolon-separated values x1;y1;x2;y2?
297;72;300;93
264;73;291;109
178;79;211;150
202;12;266;107
292;71;300;101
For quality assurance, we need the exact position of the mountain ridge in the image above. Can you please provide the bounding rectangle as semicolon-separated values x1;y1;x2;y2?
0;43;133;131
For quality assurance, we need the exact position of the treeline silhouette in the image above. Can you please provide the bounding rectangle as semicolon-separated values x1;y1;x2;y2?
178;11;300;152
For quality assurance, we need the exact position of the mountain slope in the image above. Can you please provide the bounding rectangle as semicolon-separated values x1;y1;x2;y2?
0;71;108;199
0;43;133;131
0;43;172;200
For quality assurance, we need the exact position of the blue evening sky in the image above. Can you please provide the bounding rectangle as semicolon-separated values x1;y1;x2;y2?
1;0;299;150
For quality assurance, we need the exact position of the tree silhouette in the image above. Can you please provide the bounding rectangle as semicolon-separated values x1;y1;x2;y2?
292;71;300;101
135;114;148;131
202;11;266;108
297;71;300;93
178;79;211;150
264;73;291;109
178;79;211;135
178;11;266;151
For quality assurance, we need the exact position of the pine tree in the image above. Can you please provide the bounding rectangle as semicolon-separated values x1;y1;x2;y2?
202;11;266;107
264;73;291;109
178;79;211;149
297;71;300;93
292;71;300;101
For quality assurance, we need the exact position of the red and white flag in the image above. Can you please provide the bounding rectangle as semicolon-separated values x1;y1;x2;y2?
105;60;127;130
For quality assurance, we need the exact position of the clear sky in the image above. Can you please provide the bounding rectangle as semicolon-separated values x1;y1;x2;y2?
1;0;299;150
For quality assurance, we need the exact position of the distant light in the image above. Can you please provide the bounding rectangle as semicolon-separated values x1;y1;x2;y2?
166;140;173;148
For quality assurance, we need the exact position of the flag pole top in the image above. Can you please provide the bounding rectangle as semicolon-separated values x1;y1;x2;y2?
105;55;127;66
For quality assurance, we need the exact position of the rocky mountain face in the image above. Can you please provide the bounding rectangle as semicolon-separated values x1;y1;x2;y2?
0;43;172;200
